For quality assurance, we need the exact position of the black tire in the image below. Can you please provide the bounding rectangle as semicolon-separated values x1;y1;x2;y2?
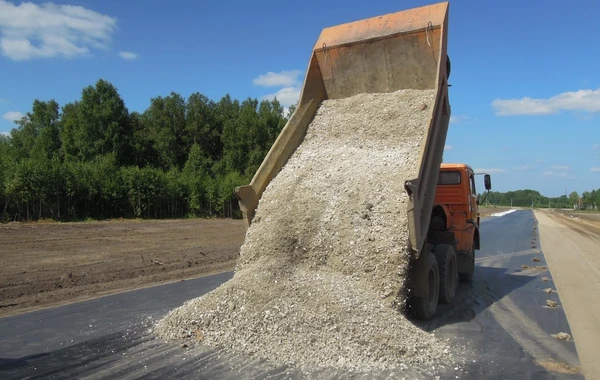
408;251;440;320
435;244;458;304
458;249;475;283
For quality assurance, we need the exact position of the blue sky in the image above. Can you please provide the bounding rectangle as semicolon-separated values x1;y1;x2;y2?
0;0;599;197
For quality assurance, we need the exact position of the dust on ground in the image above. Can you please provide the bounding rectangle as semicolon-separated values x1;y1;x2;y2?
0;218;245;317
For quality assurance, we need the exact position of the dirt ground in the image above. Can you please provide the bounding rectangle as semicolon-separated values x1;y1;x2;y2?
0;207;510;319
535;209;600;380
554;208;600;223
0;219;246;318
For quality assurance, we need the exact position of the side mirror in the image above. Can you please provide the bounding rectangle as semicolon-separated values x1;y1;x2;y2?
484;174;492;191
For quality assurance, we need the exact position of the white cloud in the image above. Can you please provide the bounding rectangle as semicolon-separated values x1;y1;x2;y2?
544;171;568;177
0;131;9;136
474;168;505;174
263;86;301;108
255;70;305;108
590;167;600;173
2;110;23;121
253;70;303;87
492;88;600;116
118;50;137;60
449;115;470;124
444;144;453;151
0;0;117;60
514;165;533;171
551;165;570;170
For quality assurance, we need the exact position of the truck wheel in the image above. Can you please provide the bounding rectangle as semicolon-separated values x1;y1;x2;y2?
408;250;439;320
458;249;475;283
435;244;458;304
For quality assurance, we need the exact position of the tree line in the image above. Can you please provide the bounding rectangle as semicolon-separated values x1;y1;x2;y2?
0;79;297;222
3;79;597;222
480;189;600;210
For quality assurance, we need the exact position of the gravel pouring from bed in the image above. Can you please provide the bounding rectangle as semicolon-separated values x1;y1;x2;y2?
154;89;452;372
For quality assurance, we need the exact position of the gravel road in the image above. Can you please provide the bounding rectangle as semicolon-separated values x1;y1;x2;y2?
535;210;600;380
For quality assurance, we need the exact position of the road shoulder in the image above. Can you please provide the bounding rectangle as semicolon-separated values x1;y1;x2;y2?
535;210;600;380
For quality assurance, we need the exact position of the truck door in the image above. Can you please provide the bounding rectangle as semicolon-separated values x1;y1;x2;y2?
468;170;477;222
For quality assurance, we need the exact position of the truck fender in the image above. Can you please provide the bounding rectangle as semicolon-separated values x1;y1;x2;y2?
465;220;480;251
429;205;450;231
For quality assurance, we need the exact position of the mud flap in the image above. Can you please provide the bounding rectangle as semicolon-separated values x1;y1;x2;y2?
457;250;473;273
457;249;475;283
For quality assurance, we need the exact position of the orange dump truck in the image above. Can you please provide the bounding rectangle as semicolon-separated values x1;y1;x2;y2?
234;2;492;320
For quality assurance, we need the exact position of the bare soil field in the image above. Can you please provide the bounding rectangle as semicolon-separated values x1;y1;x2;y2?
554;208;600;223
0;206;511;319
535;209;600;380
0;219;246;318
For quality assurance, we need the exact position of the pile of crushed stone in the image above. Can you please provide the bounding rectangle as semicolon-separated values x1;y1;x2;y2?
154;89;452;372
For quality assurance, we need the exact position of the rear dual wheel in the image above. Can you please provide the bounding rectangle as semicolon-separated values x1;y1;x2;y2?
408;244;458;320
408;250;440;320
435;244;458;304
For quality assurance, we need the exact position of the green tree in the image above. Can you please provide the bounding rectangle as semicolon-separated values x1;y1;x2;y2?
0;79;297;222
0;134;13;219
130;111;158;168
68;80;133;165
186;92;221;160
287;103;297;118
183;144;212;216
569;191;579;208
60;101;80;160
144;92;187;169
30;100;61;160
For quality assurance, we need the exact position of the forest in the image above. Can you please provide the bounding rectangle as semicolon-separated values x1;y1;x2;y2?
481;189;599;210
0;79;295;221
1;78;598;222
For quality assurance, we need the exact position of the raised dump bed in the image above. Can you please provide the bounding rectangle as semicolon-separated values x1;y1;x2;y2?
235;1;451;262
155;4;460;373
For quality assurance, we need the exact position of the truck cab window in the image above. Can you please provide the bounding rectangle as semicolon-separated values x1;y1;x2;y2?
470;173;476;194
438;171;461;185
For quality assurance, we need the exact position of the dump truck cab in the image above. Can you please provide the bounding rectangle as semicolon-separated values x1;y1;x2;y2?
428;164;489;282
407;164;492;319
433;164;480;245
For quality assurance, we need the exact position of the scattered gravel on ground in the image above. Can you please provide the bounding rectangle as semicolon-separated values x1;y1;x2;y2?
154;89;452;372
552;332;572;341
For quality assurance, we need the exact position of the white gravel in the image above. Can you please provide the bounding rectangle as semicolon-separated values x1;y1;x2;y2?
154;89;452;373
